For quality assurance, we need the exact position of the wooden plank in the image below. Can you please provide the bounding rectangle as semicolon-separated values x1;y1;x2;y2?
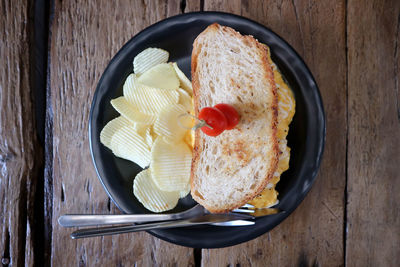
0;1;43;266
185;0;202;12
346;0;400;266
49;1;195;265
201;0;347;265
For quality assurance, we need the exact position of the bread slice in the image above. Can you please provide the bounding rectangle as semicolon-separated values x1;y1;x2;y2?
190;23;279;213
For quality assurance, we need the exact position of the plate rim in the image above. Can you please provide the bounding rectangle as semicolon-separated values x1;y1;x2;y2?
89;11;326;248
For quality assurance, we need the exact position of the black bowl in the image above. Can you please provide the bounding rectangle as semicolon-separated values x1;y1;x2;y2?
89;12;325;248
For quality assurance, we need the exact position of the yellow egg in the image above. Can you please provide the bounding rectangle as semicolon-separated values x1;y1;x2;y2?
249;55;295;209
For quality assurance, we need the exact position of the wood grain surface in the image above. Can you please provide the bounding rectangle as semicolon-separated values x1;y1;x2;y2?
346;0;400;266
1;0;399;266
0;1;43;266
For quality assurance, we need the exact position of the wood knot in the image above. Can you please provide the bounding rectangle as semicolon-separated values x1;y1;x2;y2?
252;248;263;259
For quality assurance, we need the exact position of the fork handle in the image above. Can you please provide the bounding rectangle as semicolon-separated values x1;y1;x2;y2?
70;219;206;239
58;213;176;227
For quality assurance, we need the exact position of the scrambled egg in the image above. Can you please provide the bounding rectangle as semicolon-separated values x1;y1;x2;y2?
248;58;296;208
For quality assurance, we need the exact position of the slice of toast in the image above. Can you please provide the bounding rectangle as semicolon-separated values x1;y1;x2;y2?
190;23;279;213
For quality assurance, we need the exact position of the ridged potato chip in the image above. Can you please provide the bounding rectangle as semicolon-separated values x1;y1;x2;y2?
111;97;156;125
133;122;148;136
137;63;179;90
153;104;191;143
172;62;192;95
133;169;180;212
133;123;154;148
177;88;193;113
100;116;133;148
179;184;191;198
101;47;196;213
145;127;155;148
150;137;192;192
122;73;138;94
110;125;151;168
123;75;179;115
133;48;169;75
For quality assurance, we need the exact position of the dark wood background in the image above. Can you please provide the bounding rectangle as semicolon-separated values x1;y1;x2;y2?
1;0;399;266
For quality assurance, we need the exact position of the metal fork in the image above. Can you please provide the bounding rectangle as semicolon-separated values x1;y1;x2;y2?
59;203;282;228
58;203;267;227
59;203;283;239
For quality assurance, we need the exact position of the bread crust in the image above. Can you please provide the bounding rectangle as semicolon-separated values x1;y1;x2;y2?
190;23;279;213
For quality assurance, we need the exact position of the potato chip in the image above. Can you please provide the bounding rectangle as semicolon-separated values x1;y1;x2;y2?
133;123;154;147
145;127;155;148
100;116;133;148
110;125;151;168
123;76;179;115
179;184;191;198
111;97;157;125
172;62;192;95
177;88;193;113
153;104;191;143
122;73;138;95
133;122;148;136
150;137;192;192
133;169;180;212
133;48;169;75
137;63;179;90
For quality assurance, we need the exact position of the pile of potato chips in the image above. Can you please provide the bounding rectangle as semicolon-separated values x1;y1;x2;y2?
100;48;194;212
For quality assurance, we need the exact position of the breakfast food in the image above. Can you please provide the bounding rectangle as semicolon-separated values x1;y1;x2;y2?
133;48;169;74
100;48;194;212
101;24;295;213
190;23;295;212
214;103;240;130
133;169;180;212
198;107;228;136
248;54;295;208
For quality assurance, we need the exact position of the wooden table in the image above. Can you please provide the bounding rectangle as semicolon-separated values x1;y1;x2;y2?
1;0;399;266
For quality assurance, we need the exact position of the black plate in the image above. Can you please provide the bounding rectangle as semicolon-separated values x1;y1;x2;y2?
89;12;325;248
